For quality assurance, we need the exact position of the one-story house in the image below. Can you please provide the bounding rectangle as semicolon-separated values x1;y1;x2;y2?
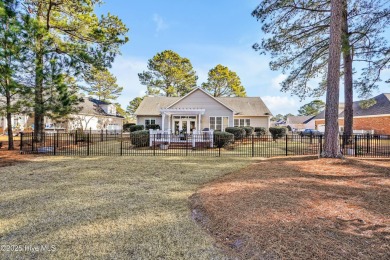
134;88;272;134
0;97;124;134
314;93;390;135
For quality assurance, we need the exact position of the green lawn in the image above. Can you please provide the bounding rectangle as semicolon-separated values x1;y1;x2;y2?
0;156;252;259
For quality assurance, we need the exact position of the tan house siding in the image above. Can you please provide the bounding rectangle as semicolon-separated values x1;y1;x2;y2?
234;115;269;128
315;116;390;135
137;116;162;127
170;89;234;128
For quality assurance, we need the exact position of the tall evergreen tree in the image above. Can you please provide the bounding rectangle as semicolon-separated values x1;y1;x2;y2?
138;50;198;97
0;0;28;149
22;0;128;141
298;100;325;116
84;67;123;102
252;0;390;137
323;0;343;158
201;64;246;97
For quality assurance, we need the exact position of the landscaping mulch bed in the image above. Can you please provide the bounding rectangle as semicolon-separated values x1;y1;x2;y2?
190;156;390;259
0;150;37;167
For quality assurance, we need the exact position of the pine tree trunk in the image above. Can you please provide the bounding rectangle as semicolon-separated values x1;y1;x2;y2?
6;92;14;150
342;2;353;139
34;3;44;142
322;0;343;158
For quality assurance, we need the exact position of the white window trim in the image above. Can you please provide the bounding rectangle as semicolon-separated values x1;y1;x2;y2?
234;118;251;127
209;116;229;131
145;118;156;125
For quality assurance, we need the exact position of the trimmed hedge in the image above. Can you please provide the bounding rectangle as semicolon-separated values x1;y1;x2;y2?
130;130;149;147
254;127;267;136
145;124;160;130
240;126;254;137
123;123;135;132
214;131;234;148
225;127;246;140
269;127;287;140
129;125;144;132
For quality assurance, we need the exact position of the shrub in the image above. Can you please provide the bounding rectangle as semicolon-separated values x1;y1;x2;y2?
269;127;287;140
130;130;149;147
129;125;144;132
225;127;246;140
214;132;234;148
145;124;160;130
240;126;254;137
254;127;267;136
123;123;136;132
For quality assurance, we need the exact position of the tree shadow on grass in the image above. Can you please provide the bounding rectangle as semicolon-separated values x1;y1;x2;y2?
190;157;390;259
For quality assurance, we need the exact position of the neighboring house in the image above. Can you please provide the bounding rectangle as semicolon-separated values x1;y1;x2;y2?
46;97;124;131
314;93;390;135
0;97;124;134
286;116;315;132
134;87;272;134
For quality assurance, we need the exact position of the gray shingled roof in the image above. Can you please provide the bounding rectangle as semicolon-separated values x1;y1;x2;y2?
314;93;390;119
287;116;315;124
78;97;124;118
135;95;272;116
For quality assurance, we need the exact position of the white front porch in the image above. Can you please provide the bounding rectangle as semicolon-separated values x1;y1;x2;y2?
160;108;206;134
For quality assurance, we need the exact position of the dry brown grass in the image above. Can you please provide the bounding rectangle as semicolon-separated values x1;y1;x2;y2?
0;150;37;167
190;156;390;260
0;155;251;259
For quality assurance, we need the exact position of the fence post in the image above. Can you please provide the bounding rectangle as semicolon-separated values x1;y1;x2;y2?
366;133;370;154
32;132;34;152
20;132;23;153
106;129;108;141
120;139;123;156
101;129;103;142
87;133;90;156
153;134;156;156
319;135;323;156
218;135;221;157
186;134;188;156
53;133;56;156
252;134;254;157
354;135;358;157
56;130;59;148
285;134;288;156
75;130;78;145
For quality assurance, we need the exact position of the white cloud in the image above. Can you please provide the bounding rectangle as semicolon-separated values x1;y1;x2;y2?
153;14;169;34
271;74;287;90
262;95;299;115
109;56;148;108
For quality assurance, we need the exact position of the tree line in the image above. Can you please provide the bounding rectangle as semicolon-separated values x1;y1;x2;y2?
127;50;247;116
0;0;128;149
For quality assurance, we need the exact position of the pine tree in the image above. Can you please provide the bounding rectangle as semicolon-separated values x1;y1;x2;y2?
138;50;198;97
201;64;246;97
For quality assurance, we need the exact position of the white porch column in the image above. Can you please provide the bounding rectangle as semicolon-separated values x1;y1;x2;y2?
161;112;165;131
168;114;171;133
198;114;202;131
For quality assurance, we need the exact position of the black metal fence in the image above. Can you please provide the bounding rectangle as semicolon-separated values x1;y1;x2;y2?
19;132;390;158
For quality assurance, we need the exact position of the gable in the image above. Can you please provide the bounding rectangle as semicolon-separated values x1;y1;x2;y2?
168;88;234;112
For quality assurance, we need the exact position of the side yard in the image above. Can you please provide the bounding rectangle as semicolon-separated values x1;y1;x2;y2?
0;155;251;259
191;157;390;259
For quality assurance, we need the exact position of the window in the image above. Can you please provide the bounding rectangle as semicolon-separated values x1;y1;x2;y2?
234;118;251;127
209;116;229;131
145;119;156;125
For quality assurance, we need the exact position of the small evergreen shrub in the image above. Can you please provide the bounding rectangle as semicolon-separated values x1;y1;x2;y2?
240;126;254;137
129;125;144;132
123;123;136;132
145;124;160;130
225;127;246;140
130;130;149;147
269;127;287;140
254;127;267;136
214;132;234;148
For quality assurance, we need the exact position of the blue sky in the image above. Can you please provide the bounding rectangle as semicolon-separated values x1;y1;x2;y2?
97;0;389;115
